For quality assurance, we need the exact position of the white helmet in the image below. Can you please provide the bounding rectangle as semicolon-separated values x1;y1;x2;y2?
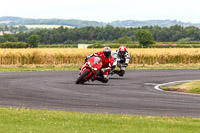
119;46;126;55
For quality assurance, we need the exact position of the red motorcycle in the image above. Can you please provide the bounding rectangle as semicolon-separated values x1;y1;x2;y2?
76;56;102;84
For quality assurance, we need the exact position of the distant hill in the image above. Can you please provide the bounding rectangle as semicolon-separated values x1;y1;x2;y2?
0;16;200;28
110;20;198;27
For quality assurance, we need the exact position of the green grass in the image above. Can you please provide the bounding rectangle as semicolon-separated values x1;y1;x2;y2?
161;81;200;94
38;44;78;48
0;108;200;133
0;67;78;71
1;64;200;72
126;65;200;70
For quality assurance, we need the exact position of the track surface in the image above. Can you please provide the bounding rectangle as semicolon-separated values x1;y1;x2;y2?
0;70;200;117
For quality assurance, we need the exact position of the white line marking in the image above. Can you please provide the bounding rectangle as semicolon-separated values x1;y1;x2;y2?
154;79;200;96
145;83;159;85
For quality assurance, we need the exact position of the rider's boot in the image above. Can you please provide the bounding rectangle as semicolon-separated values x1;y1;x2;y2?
118;70;125;76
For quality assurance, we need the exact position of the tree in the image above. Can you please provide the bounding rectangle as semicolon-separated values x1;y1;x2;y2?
27;35;40;48
134;29;154;47
18;26;28;33
117;36;130;44
0;34;18;43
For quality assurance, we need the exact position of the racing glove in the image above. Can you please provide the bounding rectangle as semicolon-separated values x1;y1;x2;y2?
85;55;91;62
86;55;90;59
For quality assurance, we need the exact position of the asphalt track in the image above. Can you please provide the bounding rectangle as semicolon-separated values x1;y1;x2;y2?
0;70;200;117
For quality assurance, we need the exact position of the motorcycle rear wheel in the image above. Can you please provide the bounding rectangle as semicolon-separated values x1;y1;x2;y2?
75;69;89;84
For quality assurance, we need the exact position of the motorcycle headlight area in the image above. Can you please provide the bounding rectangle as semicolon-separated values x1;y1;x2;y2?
87;62;91;67
87;62;97;71
92;67;97;71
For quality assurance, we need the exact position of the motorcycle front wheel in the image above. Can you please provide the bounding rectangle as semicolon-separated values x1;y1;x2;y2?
75;69;89;84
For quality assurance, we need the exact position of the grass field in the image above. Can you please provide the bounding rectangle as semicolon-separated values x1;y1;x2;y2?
0;108;200;133
0;66;77;71
161;80;200;94
0;63;200;71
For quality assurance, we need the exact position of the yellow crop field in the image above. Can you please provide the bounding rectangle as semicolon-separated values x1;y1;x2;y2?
129;48;200;64
0;48;98;65
0;48;200;66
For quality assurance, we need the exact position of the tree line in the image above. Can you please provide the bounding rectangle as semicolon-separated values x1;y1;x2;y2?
1;25;200;45
0;25;28;33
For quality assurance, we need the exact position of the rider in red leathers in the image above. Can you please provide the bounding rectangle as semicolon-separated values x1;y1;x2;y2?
85;47;114;83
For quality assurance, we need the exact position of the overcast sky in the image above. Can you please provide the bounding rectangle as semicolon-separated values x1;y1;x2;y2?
1;0;200;23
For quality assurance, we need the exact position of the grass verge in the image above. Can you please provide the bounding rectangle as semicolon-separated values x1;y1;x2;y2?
0;66;78;71
0;107;200;133
161;80;200;94
1;64;200;71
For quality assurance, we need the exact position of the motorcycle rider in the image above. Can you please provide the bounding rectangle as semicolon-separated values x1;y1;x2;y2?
85;47;114;83
110;46;130;76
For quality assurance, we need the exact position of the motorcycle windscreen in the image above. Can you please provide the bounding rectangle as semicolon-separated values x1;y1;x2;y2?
87;57;102;70
94;57;101;64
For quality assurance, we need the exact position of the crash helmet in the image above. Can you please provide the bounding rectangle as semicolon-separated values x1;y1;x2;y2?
103;47;111;58
119;46;126;55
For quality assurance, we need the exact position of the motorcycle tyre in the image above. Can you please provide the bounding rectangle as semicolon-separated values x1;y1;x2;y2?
76;69;89;84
